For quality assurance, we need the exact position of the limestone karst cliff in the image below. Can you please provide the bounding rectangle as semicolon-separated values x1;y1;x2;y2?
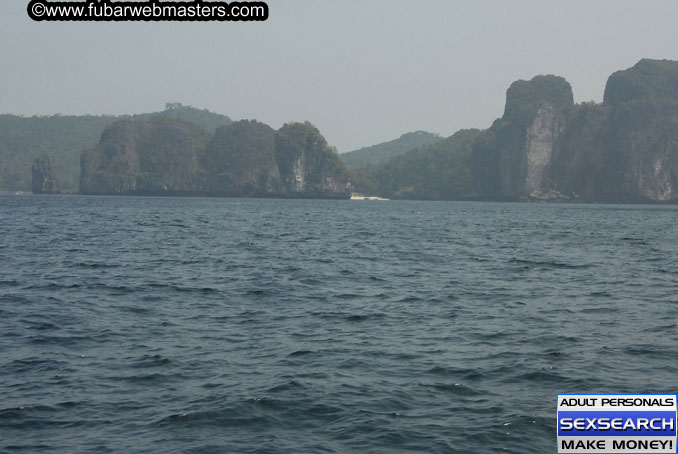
80;118;351;198
275;122;351;197
70;58;678;203
470;75;574;200
31;155;58;194
470;60;678;202
80;117;208;195
199;120;281;196
548;59;678;202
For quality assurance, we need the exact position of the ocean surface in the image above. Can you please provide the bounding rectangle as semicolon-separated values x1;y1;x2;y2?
1;195;677;453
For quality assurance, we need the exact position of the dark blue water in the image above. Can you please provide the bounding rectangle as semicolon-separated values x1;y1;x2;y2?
2;195;678;453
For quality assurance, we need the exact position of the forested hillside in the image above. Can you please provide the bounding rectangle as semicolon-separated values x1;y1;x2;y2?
0;103;231;192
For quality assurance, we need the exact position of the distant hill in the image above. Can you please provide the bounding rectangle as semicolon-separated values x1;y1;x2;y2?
339;131;441;170
135;103;233;134
0;114;116;192
0;103;232;192
351;129;483;199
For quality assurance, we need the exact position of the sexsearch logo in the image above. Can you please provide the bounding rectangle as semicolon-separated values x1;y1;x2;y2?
557;394;677;453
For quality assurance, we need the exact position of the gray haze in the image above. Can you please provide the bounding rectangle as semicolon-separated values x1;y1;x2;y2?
1;0;677;152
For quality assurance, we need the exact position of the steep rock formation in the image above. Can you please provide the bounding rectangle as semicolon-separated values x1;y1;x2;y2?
552;100;678;202
31;155;58;194
471;75;573;199
200;120;280;196
548;60;678;202
545;103;611;200
604;59;678;105
80;118;350;198
275;122;351;198
471;60;678;202
609;101;678;201
80;117;208;195
525;105;566;194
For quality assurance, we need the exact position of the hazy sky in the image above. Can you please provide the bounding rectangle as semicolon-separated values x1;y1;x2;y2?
1;0;677;152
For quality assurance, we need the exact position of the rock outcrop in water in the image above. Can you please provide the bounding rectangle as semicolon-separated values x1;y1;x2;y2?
75;58;678;203
471;59;678;202
275;122;351;197
551;59;678;202
80;117;208;195
199;120;280;196
31;155;58;194
0;104;231;193
350;58;678;203
80;118;351;198
471;75;574;200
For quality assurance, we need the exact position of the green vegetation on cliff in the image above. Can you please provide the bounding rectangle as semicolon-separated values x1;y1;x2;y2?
31;154;57;194
0;114;115;192
204;120;277;174
9;58;678;203
604;59;678;105
339;131;442;170
275;122;350;195
80;118;351;198
352;129;483;199
469;76;574;200
503;75;574;127
0;103;231;192
201;120;278;195
136;103;233;134
349;61;678;203
80;116;210;195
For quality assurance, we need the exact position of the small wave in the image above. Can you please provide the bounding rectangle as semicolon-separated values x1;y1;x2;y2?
22;320;58;331
266;380;305;392
130;354;172;369
424;382;483;396
4;443;54;451
620;236;649;244
425;366;486;381
396;295;421;302
113;372;187;384
625;345;676;359
147;283;219;294
644;323;677;333
509;257;592;270
73;262;120;269
0;279;21;288
28;335;94;347
513;368;569;384
288;350;314;357
244;288;275;296
589;290;613;297
334;293;360;300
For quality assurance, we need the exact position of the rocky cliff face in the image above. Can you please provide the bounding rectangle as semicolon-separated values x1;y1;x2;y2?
547;60;678;202
471;75;573;200
604;59;678;105
551;100;678;202
472;60;678;203
31;155;57;194
275;122;351;197
200;120;281;196
525;105;566;195
80;118;350;198
80;117;207;195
